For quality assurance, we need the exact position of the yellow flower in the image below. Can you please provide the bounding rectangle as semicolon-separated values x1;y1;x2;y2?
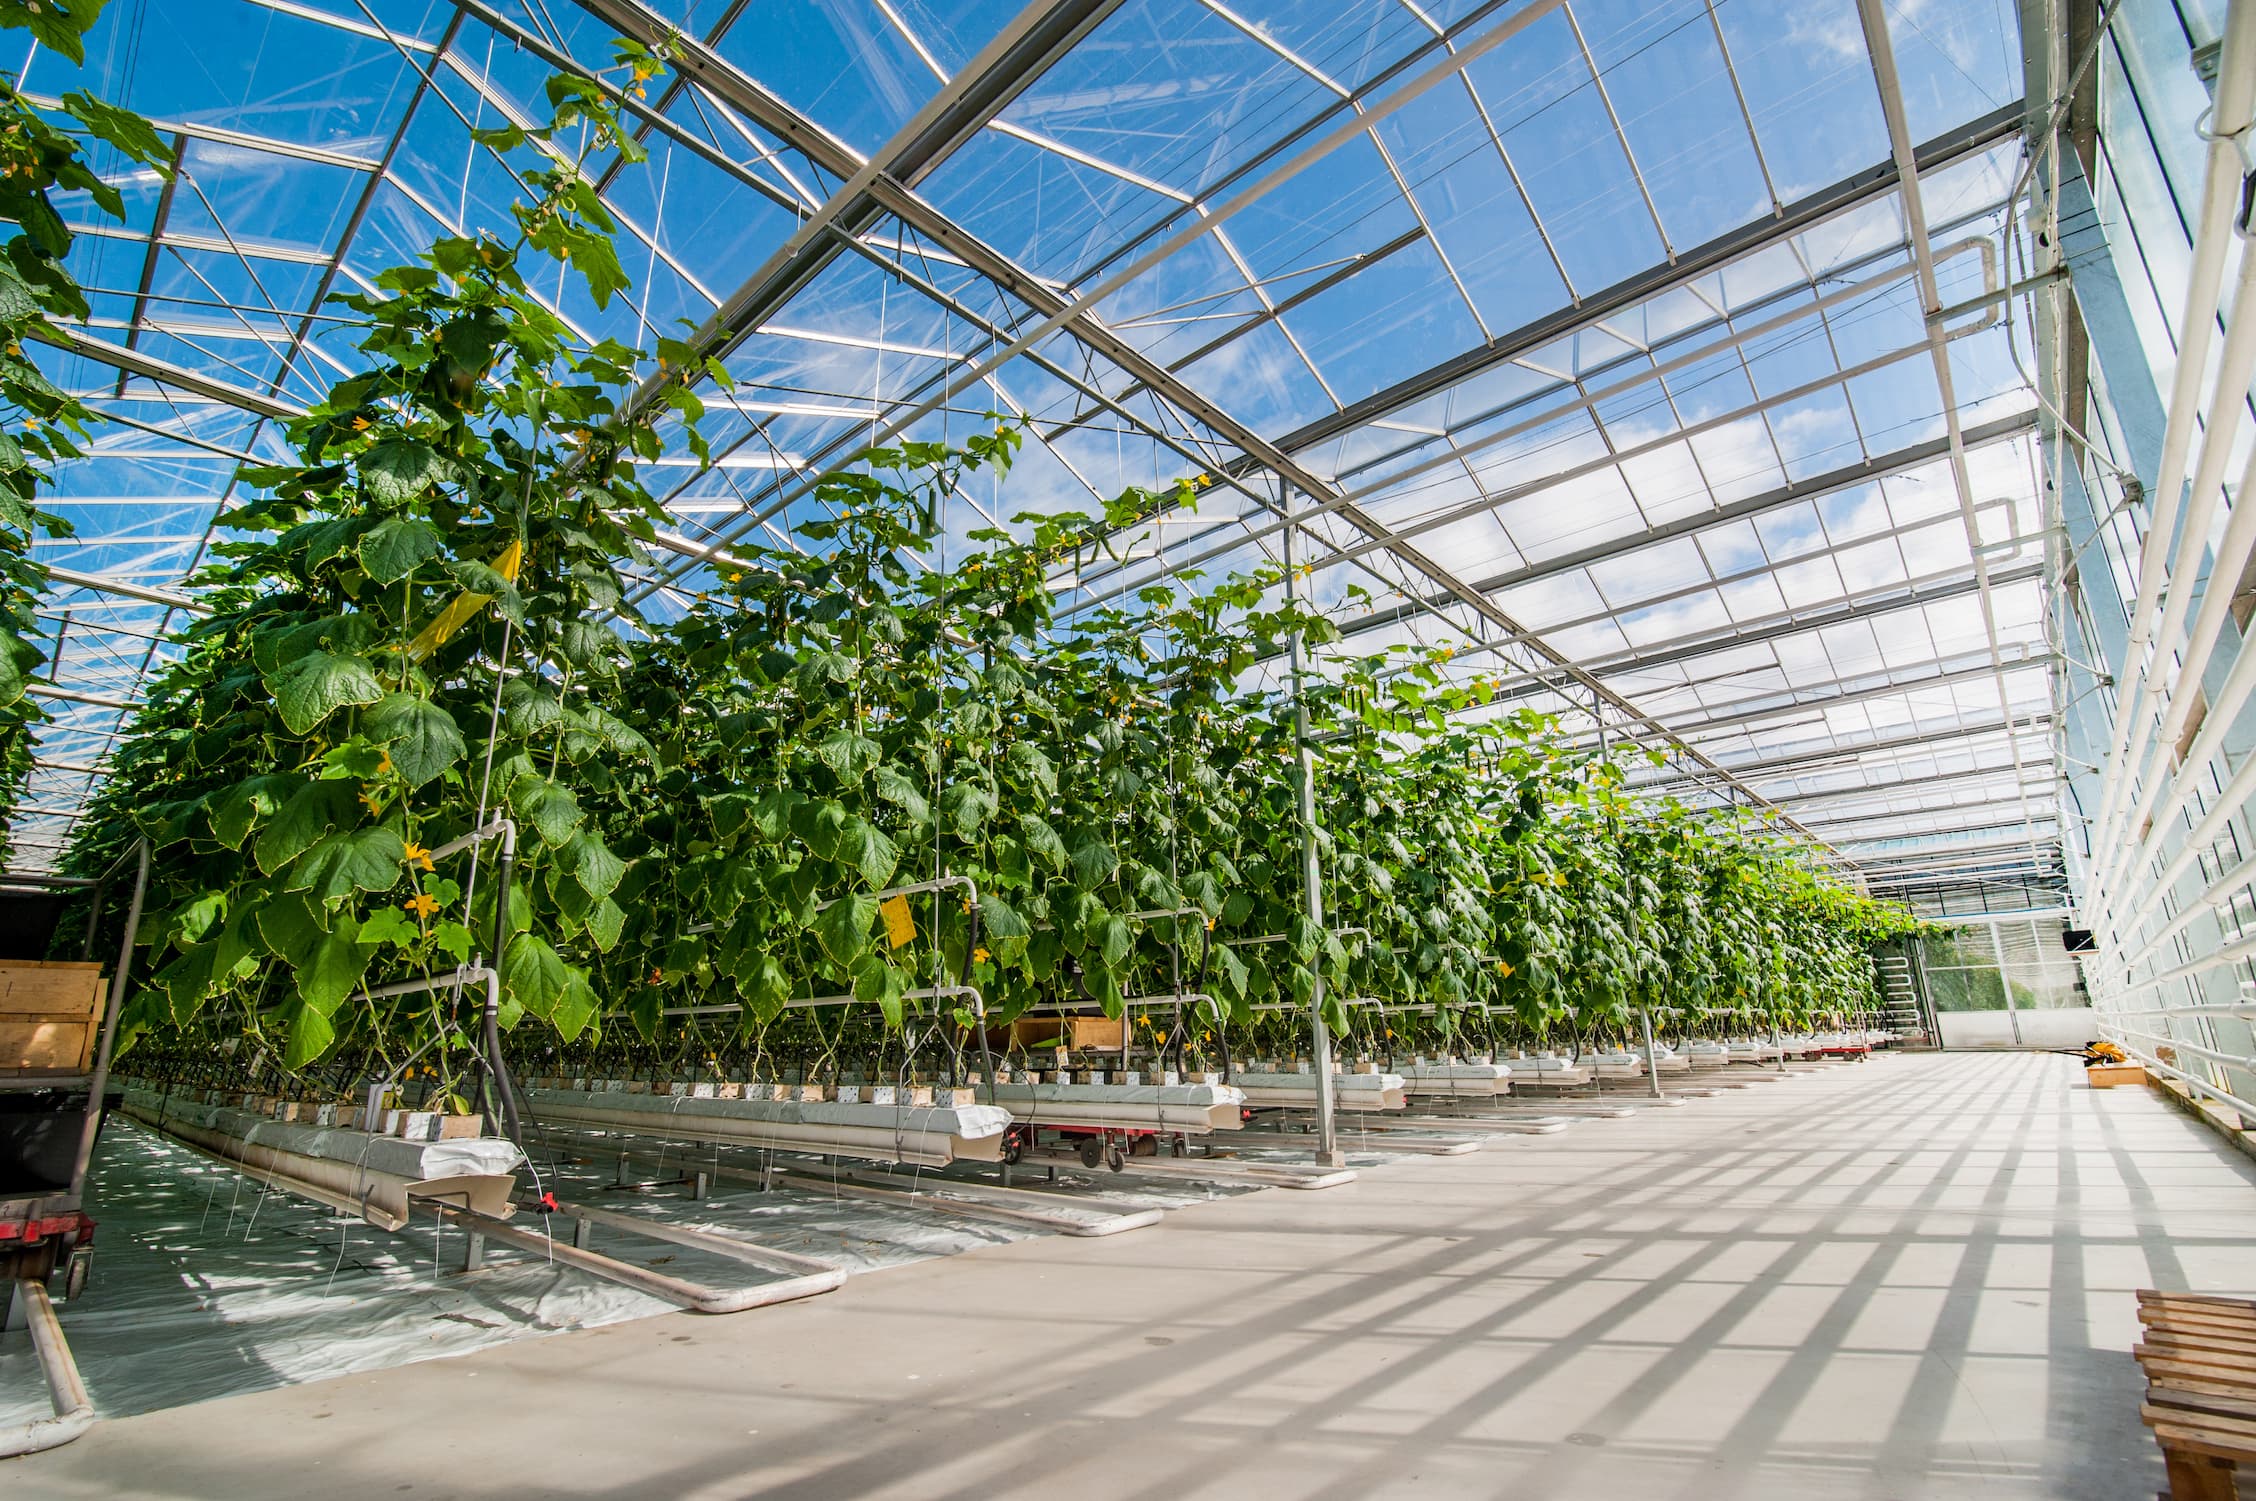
972;946;991;963
377;751;393;775
403;842;434;873
359;790;384;816
403;892;440;920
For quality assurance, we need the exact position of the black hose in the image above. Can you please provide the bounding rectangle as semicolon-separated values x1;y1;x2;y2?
486;847;527;1147
959;903;999;1103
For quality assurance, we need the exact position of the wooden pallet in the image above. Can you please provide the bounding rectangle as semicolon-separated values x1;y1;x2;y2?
2138;1289;2256;1498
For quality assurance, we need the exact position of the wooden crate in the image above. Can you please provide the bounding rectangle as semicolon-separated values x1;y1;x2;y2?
0;962;107;1073
0;961;105;1016
1000;1016;1124;1051
2136;1289;2256;1498
2087;1063;2148;1088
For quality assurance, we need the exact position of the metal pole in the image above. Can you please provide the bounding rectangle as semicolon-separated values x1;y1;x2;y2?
70;839;148;1195
1987;920;2022;1046
1639;1007;1664;1098
1282;521;1343;1168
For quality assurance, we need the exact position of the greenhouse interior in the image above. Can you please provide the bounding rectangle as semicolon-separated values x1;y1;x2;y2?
0;0;2252;1495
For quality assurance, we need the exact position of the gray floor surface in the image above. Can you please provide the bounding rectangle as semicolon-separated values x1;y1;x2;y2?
13;1050;2253;1500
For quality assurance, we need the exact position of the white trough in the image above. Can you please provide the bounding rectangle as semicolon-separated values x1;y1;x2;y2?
525;1087;1013;1168
122;1092;523;1232
1232;1070;1408;1111
982;1079;1247;1135
1395;1060;1515;1099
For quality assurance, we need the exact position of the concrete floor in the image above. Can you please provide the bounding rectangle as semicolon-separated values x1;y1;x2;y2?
15;1051;2255;1500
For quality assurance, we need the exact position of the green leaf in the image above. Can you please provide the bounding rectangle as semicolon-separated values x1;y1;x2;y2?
585;896;625;952
510;774;584;846
562;830;625;900
6;1;93;64
363;693;465;787
789;797;848;861
264;650;384;736
1095;911;1133;968
1069;835;1118;890
253;779;354;875
360;438;443;505
979;893;1031;941
298;914;376;1013
61;90;173;173
502;933;569;1019
835;816;899;889
815;729;883;780
852;953;906;1027
1021;815;1066;872
255;892;326;965
938;782;995;840
872;765;929;822
281;1001;337;1070
357;907;418;947
553;970;601;1041
210;773;302;851
1005;742;1056;796
290;826;407;903
811;892;876;968
358;517;442;584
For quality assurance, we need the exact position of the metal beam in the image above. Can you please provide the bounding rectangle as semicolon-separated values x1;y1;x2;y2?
1799;790;2064;835
1652;655;2061;741
38;566;205;613
1481;560;2046;706
1634;714;2053;789
33;325;304;421
1335;412;2038;644
1260;101;2026;463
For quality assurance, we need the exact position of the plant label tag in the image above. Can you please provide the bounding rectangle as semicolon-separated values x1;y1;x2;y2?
881;894;916;949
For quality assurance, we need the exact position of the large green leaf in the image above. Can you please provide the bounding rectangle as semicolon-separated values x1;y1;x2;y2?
253;779;354;875
290;826;407;903
264;650;384;736
811;892;875;967
360;438;443;505
1094;911;1133;968
281;1001;337;1070
851;953;906;1027
562;829;625;900
1020;815;1066;872
1068;835;1118;890
358;517;442;583
789;797;848;861
363;693;465;786
872;765;929;822
1004;742;1056;797
297;914;375;1013
510;773;584;846
502;932;569;1019
835;816;899;889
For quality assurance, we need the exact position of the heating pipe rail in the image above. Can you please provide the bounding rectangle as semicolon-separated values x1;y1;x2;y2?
0;1281;94;1458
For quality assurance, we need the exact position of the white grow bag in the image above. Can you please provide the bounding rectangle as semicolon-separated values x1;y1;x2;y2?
123;1092;523;1232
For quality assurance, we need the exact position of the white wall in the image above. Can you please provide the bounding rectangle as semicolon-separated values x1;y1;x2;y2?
1938;1008;2098;1049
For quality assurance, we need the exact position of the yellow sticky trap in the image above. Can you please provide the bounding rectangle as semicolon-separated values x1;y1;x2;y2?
406;538;524;663
880;893;916;950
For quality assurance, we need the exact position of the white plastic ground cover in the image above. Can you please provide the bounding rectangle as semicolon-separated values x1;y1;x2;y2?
1395;1061;1514;1098
122;1089;525;1231
981;1079;1246;1134
522;1087;1013;1167
1231;1071;1408;1110
0;1117;1061;1427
